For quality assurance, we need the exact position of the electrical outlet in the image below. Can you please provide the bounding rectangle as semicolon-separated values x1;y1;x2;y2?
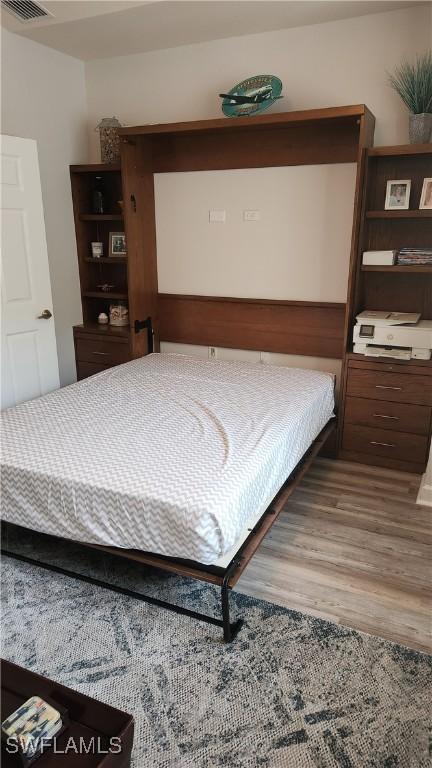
209;210;226;223
243;210;260;222
209;347;217;358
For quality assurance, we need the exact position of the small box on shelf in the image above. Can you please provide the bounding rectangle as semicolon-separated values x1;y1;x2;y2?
362;250;397;266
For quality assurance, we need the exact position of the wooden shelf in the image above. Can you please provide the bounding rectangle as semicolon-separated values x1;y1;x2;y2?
82;291;128;299
70;163;121;173
119;104;370;138
74;322;130;337
119;105;375;172
361;265;432;273
80;214;123;221
368;144;432;157
365;210;432;219
347;351;432;368
85;257;127;264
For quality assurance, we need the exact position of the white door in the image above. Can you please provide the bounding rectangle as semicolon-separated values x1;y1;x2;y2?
1;135;59;410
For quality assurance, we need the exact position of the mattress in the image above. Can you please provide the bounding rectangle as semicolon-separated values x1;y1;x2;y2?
1;353;334;565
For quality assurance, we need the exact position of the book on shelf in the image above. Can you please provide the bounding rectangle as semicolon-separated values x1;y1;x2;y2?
397;248;432;266
362;250;397;266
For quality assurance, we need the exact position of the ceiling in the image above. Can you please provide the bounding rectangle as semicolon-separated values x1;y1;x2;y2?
1;1;426;61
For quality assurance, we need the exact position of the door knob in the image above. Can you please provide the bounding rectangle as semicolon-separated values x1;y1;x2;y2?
37;309;52;319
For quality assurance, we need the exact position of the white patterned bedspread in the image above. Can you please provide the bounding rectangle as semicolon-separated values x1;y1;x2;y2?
1;353;334;564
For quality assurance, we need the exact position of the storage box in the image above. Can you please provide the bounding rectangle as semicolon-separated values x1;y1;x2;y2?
362;250;397;266
1;660;134;768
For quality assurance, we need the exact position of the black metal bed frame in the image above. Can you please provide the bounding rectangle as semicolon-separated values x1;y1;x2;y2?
2;421;335;643
1;545;244;643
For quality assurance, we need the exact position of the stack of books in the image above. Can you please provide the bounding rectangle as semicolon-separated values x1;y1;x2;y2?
2;696;63;764
397;248;432;266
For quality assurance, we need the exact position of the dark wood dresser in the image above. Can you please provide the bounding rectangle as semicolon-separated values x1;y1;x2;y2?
73;323;131;380
341;354;431;473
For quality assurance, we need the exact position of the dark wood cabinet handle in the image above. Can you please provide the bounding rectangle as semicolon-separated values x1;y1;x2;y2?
375;385;402;391
370;440;395;448
373;414;399;420
92;351;109;356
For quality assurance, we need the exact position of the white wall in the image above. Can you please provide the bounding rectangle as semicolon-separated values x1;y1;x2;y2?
1;28;87;386
86;5;430;156
155;164;356;302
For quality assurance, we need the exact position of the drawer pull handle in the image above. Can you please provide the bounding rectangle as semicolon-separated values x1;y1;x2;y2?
375;385;402;391
370;440;395;448
373;414;399;420
92;351;109;356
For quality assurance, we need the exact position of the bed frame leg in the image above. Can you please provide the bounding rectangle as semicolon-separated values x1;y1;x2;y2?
221;569;243;643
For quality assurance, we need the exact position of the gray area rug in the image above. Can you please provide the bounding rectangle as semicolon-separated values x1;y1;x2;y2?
1;526;431;767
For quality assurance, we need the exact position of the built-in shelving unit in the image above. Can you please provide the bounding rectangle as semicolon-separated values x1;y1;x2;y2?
339;143;432;474
70;163;136;380
70;164;128;327
354;144;432;321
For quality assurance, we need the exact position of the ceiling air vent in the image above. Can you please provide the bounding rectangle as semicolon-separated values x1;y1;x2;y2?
1;0;52;22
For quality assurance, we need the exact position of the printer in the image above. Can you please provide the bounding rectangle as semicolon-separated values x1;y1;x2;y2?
353;311;432;361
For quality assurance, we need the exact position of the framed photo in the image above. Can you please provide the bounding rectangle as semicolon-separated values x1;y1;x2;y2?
109;232;127;257
419;177;432;209
384;179;411;210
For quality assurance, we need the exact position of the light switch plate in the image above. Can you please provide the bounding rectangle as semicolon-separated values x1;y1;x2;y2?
243;210;260;221
209;209;226;223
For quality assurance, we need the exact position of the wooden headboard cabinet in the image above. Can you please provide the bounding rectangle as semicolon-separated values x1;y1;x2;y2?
119;105;375;360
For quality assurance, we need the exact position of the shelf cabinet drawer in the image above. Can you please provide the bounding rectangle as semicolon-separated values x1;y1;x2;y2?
342;424;429;465
75;337;130;366
347;368;432;406
345;396;431;436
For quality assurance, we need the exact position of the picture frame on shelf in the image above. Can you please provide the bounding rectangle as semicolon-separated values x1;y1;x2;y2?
91;241;103;258
419;177;432;209
109;232;127;257
384;179;411;210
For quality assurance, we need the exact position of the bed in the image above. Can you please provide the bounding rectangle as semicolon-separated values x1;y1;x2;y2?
1;353;335;640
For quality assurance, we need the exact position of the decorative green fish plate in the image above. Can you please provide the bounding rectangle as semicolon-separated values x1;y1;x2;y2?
219;75;283;117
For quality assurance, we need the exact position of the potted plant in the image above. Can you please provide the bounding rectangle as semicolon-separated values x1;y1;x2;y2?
389;51;432;144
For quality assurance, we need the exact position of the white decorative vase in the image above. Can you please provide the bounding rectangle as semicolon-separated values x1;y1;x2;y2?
409;113;432;144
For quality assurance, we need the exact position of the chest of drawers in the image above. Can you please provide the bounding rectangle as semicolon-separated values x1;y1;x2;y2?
73;325;131;380
340;357;432;474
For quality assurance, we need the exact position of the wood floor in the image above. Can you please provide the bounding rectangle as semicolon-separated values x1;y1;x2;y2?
237;458;431;654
